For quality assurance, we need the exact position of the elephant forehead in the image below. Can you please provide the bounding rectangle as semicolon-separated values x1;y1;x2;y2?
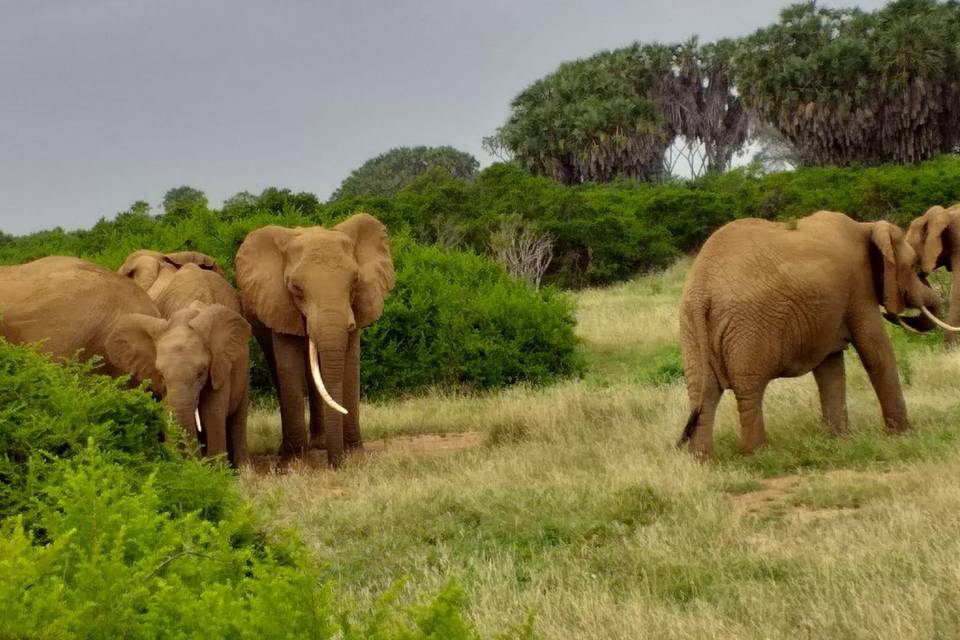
288;241;358;271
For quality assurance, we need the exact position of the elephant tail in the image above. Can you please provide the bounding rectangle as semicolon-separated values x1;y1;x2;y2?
677;407;700;447
677;299;711;448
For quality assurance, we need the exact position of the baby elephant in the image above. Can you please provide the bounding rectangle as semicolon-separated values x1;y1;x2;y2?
679;211;954;458
106;303;250;465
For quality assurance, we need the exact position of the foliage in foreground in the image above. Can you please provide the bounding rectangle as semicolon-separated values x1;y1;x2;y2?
0;339;533;639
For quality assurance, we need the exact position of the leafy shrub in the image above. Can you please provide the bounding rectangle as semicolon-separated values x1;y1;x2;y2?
362;236;583;398
0;339;533;638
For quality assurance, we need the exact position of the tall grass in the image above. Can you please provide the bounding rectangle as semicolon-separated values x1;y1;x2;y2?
241;260;960;639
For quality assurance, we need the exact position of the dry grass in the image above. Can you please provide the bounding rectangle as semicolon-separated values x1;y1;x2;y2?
239;260;960;639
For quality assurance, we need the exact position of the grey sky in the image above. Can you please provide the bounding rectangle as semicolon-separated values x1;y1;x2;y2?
0;0;887;236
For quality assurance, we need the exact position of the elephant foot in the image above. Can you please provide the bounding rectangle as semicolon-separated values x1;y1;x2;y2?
278;440;307;459
884;419;910;434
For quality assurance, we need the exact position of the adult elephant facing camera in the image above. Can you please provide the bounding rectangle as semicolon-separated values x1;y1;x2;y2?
235;213;395;466
678;211;954;458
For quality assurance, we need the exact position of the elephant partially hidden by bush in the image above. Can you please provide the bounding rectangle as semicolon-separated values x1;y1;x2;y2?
906;204;960;349
235;213;395;466
117;249;251;466
678;211;957;458
0;256;249;465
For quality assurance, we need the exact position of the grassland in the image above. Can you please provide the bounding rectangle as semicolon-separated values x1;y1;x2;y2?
240;259;960;639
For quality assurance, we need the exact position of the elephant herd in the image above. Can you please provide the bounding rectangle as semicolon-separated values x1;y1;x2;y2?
3;205;960;468
0;213;393;468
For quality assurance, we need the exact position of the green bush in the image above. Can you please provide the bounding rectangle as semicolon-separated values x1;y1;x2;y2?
0;339;533;638
362;236;583;398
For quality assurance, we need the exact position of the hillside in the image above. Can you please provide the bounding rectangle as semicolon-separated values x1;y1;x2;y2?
240;260;960;639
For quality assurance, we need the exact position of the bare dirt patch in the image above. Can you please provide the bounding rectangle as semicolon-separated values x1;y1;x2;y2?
246;431;482;474
730;475;804;516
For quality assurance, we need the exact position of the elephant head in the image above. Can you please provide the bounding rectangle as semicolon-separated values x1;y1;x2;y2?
234;213;395;461
872;220;957;334
119;250;227;295
905;205;960;341
104;303;250;455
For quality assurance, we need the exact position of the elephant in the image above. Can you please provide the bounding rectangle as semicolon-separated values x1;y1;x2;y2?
0;256;160;380
0;256;250;465
905;204;960;348
118;249;251;465
677;211;955;458
234;213;395;466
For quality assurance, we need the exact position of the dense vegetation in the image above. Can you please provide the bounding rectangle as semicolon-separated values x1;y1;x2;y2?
736;0;960;166
493;0;960;177
0;338;533;638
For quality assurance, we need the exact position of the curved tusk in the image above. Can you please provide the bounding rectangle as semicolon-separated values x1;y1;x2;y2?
897;316;923;335
309;340;348;415
194;408;203;433
922;306;960;332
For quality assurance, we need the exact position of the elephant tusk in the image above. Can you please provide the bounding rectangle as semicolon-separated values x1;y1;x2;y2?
195;408;203;433
309;340;348;415
897;316;923;335
922;306;960;332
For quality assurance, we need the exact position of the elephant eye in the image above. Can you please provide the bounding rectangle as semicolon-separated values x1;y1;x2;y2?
287;280;304;298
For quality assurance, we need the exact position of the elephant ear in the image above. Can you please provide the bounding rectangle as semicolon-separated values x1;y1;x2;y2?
871;221;906;315
105;314;169;393
335;213;395;327
907;206;952;274
163;251;228;279
188;303;251;391
118;250;164;291
235;225;305;336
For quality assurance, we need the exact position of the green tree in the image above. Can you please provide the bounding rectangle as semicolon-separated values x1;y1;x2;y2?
496;41;748;185
331;146;479;200
162;185;207;218
734;0;960;166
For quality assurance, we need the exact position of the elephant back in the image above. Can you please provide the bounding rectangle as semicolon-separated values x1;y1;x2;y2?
0;256;160;373
152;263;242;319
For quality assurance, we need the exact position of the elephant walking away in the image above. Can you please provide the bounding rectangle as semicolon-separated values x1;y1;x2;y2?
678;211;957;458
235;213;395;467
118;250;251;466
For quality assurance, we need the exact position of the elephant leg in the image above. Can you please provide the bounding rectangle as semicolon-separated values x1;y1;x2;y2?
272;332;309;457
687;370;722;459
734;386;767;454
343;330;362;450
851;319;909;433
307;375;326;449
228;391;249;467
813;350;848;435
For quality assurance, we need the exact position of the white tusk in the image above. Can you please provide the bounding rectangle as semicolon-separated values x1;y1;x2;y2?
897;317;923;335
309;340;348;415
194;408;203;433
922;306;960;332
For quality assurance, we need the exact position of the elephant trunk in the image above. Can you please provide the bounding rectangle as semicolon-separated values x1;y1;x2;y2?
166;392;201;454
316;347;346;467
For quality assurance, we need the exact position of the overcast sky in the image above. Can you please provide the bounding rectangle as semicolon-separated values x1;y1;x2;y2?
0;0;889;236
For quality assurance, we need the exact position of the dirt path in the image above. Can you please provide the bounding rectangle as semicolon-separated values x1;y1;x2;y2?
247;431;483;474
